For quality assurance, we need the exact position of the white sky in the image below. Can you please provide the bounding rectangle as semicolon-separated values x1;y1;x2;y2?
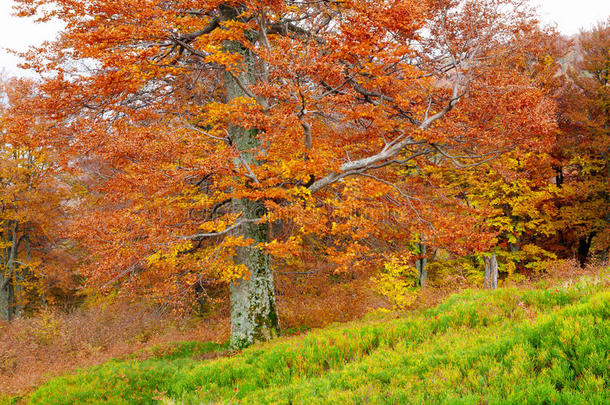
1;0;609;77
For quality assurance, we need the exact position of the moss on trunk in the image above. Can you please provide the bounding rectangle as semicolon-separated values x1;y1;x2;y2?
222;6;280;348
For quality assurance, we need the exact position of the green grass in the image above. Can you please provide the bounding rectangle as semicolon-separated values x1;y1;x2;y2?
6;275;610;404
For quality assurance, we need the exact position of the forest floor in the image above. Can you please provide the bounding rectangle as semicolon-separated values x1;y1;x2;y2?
2;266;608;404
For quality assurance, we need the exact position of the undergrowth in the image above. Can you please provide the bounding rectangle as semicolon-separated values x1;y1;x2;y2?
0;269;381;397
3;271;608;404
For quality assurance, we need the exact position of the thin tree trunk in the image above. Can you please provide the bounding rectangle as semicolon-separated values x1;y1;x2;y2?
415;242;427;288
0;272;10;321
15;233;30;317
222;6;280;348
577;232;595;268
1;221;19;321
554;166;564;188
0;222;9;320
484;253;498;289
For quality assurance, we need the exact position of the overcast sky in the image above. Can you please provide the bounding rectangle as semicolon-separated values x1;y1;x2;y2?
1;0;609;77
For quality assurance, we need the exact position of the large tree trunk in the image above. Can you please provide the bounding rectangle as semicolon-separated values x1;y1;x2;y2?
484;253;498;290
230;199;279;348
222;6;279;349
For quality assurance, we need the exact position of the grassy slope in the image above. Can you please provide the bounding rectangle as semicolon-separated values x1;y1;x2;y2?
4;275;609;405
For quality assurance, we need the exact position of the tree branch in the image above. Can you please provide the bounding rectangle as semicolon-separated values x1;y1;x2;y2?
185;218;261;240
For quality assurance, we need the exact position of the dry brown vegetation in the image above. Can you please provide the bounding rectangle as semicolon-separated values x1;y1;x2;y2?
1;260;605;397
0;271;382;396
0;303;226;396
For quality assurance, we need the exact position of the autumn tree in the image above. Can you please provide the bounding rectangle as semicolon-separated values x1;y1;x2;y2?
412;26;568;288
441;151;560;278
553;19;610;266
16;0;556;347
0;78;66;320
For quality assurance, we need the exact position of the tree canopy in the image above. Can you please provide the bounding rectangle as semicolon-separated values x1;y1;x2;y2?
3;0;605;347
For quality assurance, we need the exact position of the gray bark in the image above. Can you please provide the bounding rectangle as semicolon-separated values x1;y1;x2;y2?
15;234;31;317
230;198;279;349
1;221;19;321
483;253;498;289
415;242;427;288
0;222;10;320
0;272;10;321
221;7;279;349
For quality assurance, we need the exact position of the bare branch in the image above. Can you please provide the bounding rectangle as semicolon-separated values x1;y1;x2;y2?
355;173;434;231
181;17;220;41
182;121;228;142
431;144;507;169
238;156;261;184
186;218;261;240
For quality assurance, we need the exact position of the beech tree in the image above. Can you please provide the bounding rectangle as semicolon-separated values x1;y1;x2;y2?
16;0;556;347
0;78;65;320
554;20;609;266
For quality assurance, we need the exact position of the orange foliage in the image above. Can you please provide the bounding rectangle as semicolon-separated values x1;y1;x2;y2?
552;20;610;265
0;78;76;319
9;0;559;312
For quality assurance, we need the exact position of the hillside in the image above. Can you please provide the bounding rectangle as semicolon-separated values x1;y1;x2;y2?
2;273;608;405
